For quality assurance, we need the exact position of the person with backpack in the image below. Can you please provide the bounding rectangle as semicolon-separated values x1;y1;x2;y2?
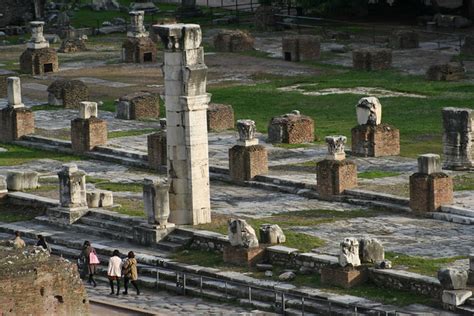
122;251;140;295
108;250;122;295
80;240;99;287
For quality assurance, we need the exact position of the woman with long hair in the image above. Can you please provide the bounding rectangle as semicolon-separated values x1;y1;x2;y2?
122;251;140;295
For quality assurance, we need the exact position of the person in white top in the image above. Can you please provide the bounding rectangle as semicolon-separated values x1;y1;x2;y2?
108;250;122;295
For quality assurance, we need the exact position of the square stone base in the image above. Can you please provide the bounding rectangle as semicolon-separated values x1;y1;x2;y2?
207;103;234;132
0;107;35;142
20;48;59;75
229;145;268;181
147;131;167;170
317;159;357;198
409;173;453;212
320;265;368;288
122;37;157;64
223;245;265;267
352;48;392;71
133;223;175;246
71;118;107;153
351;124;400;157
46;206;89;225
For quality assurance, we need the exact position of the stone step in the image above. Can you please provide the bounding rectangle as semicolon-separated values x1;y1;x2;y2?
155;240;184;252
86;151;149;168
456;305;474;315
94;146;147;161
467;297;474;306
245;180;300;195
344;189;410;206
77;215;135;235
20;135;72;148
239;299;275;313
86;209;146;226
164;232;193;245
14;140;73;155
431;212;474;225
344;198;412;213
440;205;474;218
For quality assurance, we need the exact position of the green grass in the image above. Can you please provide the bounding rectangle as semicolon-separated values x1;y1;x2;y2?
454;174;474;191
386;252;467;276
0;144;81;166
0;205;44;223
95;182;143;193
108;128;159;139
99;100;116;112
108;197;144;217
358;170;401;179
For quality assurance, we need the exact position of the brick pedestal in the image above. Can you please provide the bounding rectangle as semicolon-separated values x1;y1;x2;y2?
19;48;59;75
351;124;400;157
223;245;265;267
352;48;392;71
207;103;234;132
122;37;157;64
147;131;167;170
229;145;268;181
321;265;368;288
409;173;453;212
71;118;107;153
0;107;35;142
317;159;357;198
268;114;314;144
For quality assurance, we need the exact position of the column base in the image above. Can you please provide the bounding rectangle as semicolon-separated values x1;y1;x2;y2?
223;245;265;267
229;145;268;181
409;173;453;212
0;107;35;142
71;118;107;153
320;265;368;288
351;124;400;157
317;159;357;198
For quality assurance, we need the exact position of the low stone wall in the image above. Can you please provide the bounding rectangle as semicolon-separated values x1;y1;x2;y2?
188;229;230;253
266;245;338;272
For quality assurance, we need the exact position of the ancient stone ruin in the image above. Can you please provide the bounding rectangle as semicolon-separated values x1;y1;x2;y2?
259;224;286;244
0;76;35;142
267;110;314;144
409;154;453;212
0;244;89;315
86;190;113;208
359;237;384;264
213;30;255;52
207;103;235;132
351;97;400;157
155;23;211;225
224;219;264;267
442;107;473;170
71;101;107;153
115;91;160;120
6;170;39;191
58;38;87;53
438;268;472;310
352;48;392;71
143;178;171;228
47;79;89;109
148;119;167;170
282;35;320;62
229;119;268;181
20;21;59;75
317;135;357;198
390;30;419;49
426;62;465;81
122;11;157;63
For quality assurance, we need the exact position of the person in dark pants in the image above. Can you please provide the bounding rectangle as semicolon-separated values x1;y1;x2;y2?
80;241;98;287
122;251;140;295
108;249;122;295
36;235;51;253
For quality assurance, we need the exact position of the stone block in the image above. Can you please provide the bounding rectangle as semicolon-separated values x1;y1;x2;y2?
438;268;468;290
442;107;473;170
351;124;400;157
6;171;39;191
7;77;23;108
426;62;465;81
324;135;347;161
259;224;286;244
409;173;453;212
147;131;167;170
86;190;113;208
229;145;268;181
229;218;259;248
352;48;392;71
391;30;419;49
470;254;474;270
356;97;382;126
207;103;234;132
213;30;255;52
442;290;472;307
0;107;35;142
359;238;384;263
122;37;157;63
143;178;170;227
267;112;314;144
418;154;441;175
71;118;107;153
282;35;320;62
116;92;160;120
321;265;368;288
316;159;357;198
339;237;361;267
58;163;87;210
47;79;89;109
20;48;58;75
223;245;265;267
58;38;87;53
79;101;98;119
133;223;175;246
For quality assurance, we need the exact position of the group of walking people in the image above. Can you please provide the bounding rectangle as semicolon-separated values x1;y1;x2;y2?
80;241;140;296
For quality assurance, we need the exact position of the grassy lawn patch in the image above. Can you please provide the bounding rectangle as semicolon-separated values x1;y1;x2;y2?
95;182;143;193
386;252;467;276
358;170;401;179
108;128;159;139
106;197;144;217
454;173;474;191
0;144;80;166
0;205;44;223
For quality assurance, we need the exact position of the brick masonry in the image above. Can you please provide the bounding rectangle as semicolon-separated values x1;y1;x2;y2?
409;173;454;212
267;114;314;144
122;37;157;64
223;245;265;267
0;107;35;142
229;145;268;181
321;265;369;288
352;48;392;71
282;35;320;62
316;159;357;198
351;124;400;157
0;75;8;98
207;103;234;132
47;79;89;109
147;131;167;170
71;117;107;153
19;48;59;75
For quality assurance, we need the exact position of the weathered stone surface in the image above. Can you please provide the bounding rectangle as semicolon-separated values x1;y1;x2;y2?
47;79;89;109
229;145;268;181
0;175;7;193
115;91;159;120
356;97;382;126
278;271;296;281
442;290;472;306
434;14;472;28
461;35;474;55
409;172;453;212
20;48;58;75
352;48;392;71
71;117;107;153
207;103;234;132
86;189;113;208
237;119;257;143
259;224;286;244
324;135;346;161
58;163;87;209
374;259;392;269
80;101;98;119
359;238;384;263
228;218;259;248
442;107;473;170
267;111;314;144
351;124;400;157
426;62;465;81
282;35;320;62
214;29;254;52
58;38;87;53
317;159;357;198
0;245;89;315
7;76;24;108
143;178;170;227
27;21;48;49
6;170;39;191
127;10;148;38
418;154;441;175
391;30;419;49
223;245;265;267
339;237;361;268
147;131;167;169
0;107;35;142
438;268;468;290
321;265;368;288
122;37;157;63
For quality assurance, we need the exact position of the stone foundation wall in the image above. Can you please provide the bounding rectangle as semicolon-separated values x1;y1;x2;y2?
0;107;35;142
266;246;338;273
20;48;59;75
426;62;465;81
71;118;107;153
391;30;419;49
351;124;400;157
213;30;255;52
122;37;157;63
462;35;474;55
189;230;230;253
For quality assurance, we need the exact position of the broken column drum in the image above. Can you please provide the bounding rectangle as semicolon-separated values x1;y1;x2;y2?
143;178;171;227
442;107;473;170
122;11;157;63
155;23;211;225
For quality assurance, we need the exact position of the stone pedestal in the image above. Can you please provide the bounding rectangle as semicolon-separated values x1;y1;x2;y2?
116;92;160;120
207;103;234;132
409;173;453;212
229;145;268;181
71;118;107;153
223;245;265;267
0;107;35;142
351;124;400;157
20;48;58;75
317;159;357;198
133;223;175;246
282;35;320;62
122;37;157;63
320;265;368;288
268;111;314;144
0;176;8;199
213;30;255;53
352;48;392;71
147;131;167;170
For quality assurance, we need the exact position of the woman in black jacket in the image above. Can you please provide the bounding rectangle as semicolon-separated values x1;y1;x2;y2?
80;240;98;287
